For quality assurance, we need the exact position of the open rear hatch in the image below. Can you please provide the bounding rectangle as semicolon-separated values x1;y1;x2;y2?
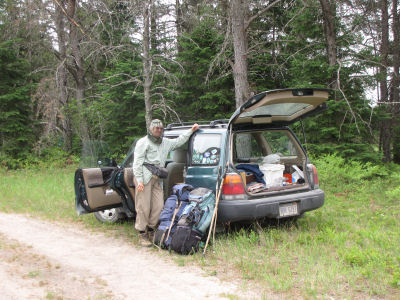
226;88;328;196
229;88;329;127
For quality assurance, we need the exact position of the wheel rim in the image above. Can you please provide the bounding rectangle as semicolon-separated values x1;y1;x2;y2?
97;209;118;221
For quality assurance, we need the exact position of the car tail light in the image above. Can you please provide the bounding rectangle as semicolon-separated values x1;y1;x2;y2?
307;164;319;189
222;173;245;199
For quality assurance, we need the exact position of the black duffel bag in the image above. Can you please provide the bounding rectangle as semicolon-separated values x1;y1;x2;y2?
143;162;169;179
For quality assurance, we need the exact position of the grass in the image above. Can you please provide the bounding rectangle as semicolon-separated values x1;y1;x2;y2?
0;156;399;298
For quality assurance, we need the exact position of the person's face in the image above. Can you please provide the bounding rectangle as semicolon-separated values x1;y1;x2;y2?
152;126;163;137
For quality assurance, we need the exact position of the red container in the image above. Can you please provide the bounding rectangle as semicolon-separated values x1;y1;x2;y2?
283;173;292;183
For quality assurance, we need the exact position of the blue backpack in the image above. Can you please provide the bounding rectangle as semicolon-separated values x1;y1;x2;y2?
170;188;215;254
154;184;193;247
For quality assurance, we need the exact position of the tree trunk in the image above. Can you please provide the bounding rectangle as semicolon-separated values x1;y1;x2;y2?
67;0;89;142
55;0;72;151
319;0;337;91
379;0;391;162
218;0;229;28
175;0;183;53
150;0;157;52
231;0;249;108
143;0;153;128
391;0;400;163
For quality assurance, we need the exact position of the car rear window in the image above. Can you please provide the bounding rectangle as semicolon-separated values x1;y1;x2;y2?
263;131;297;156
190;134;221;166
233;130;298;161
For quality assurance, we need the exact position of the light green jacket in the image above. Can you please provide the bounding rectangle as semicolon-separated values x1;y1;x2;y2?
132;129;193;184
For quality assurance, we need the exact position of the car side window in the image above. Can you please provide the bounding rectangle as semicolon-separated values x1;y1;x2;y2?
164;136;188;160
190;134;221;166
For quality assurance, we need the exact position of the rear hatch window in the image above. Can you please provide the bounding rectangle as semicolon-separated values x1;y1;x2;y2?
232;130;308;193
233;130;300;162
229;88;329;126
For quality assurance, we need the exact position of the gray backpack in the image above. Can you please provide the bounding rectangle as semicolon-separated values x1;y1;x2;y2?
170;188;215;254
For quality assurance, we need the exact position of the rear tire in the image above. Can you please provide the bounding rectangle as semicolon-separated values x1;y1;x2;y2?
94;208;123;223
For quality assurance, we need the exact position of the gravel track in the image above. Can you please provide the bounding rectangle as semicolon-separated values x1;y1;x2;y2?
0;212;255;300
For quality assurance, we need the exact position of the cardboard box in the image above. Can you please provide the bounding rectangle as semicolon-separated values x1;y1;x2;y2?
246;173;255;184
240;172;246;185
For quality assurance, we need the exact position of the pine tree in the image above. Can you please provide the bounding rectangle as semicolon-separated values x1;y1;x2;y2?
0;41;34;158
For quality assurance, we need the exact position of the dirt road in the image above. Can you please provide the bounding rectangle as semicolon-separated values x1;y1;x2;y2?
0;212;255;300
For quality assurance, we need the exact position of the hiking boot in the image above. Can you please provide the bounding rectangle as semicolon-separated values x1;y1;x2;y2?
138;232;152;247
147;230;155;244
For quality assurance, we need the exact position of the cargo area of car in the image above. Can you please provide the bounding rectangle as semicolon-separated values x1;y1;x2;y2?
230;129;310;195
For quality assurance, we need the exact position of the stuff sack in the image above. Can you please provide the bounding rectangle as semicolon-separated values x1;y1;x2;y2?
170;226;203;255
154;184;193;247
178;187;215;234
143;162;169;179
172;183;192;202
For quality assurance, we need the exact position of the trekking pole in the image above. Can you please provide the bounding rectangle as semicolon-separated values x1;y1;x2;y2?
203;164;227;256
203;166;221;256
211;164;228;248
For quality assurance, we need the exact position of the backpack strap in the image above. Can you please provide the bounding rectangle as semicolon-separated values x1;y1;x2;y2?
157;230;167;248
165;200;182;243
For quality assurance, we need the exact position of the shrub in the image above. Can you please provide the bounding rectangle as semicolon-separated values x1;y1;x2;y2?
313;154;389;185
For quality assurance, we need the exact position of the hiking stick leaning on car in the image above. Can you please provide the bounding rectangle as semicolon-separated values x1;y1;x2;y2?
203;164;228;256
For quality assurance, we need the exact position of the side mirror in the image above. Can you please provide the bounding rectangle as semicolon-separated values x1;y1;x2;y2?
97;158;118;167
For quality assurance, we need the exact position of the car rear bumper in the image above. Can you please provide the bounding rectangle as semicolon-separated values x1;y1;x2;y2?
217;189;324;223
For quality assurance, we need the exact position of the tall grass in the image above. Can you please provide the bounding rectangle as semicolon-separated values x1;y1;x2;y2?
0;167;77;220
0;156;399;298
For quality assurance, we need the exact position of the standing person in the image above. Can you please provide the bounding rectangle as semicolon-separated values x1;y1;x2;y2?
133;119;199;246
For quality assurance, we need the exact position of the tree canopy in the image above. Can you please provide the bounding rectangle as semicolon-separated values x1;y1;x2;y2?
0;0;399;167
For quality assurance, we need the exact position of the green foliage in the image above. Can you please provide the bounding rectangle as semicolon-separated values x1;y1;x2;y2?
248;0;378;164
313;154;388;185
91;52;146;154
0;0;396;167
207;155;400;297
385;172;400;199
1;156;399;297
175;20;234;121
0;40;35;158
292;98;379;162
0;146;78;170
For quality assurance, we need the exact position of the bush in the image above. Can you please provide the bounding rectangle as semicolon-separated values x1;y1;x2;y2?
313;154;389;185
0;147;79;170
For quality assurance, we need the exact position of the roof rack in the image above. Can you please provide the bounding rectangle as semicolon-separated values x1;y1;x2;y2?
165;119;229;130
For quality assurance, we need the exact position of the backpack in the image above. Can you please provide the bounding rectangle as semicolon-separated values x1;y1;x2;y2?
170;187;215;254
169;226;203;255
154;184;193;248
178;187;215;234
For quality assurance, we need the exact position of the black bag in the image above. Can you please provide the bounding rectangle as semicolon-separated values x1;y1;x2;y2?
143;162;169;179
170;226;203;255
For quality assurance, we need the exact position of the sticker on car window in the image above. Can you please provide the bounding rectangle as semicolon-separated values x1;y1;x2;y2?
191;134;221;165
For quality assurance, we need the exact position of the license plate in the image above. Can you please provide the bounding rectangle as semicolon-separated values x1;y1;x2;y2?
279;202;298;217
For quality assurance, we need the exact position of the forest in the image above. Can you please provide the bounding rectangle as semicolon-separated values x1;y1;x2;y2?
0;0;399;168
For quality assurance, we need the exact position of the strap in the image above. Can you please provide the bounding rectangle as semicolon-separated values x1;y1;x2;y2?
165;200;182;242
159;231;167;247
